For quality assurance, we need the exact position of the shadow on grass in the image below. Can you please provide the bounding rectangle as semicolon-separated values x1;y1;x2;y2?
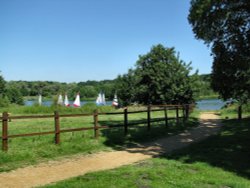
98;117;199;150
165;118;250;179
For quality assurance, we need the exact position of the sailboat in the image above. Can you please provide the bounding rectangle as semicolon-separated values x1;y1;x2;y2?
101;92;106;105
64;94;70;107
96;92;106;105
112;94;118;107
57;94;63;105
38;94;42;106
96;93;102;105
73;93;81;107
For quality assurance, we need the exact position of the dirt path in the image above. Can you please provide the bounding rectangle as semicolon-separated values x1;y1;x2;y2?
0;112;222;188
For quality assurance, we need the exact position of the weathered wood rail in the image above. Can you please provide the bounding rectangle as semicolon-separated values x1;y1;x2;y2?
0;104;192;151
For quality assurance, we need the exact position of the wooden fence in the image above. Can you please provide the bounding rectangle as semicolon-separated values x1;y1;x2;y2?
0;104;192;152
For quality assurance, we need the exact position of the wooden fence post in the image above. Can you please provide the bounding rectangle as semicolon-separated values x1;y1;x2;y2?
164;107;168;127
182;105;186;123
185;105;189;119
2;112;9;151
147;105;151;131
94;110;99;139
176;106;179;125
238;105;242;120
124;108;128;135
54;111;60;144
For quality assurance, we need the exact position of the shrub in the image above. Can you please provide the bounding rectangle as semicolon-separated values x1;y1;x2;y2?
0;96;10;107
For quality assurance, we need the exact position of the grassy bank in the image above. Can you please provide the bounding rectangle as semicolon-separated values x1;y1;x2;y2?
43;117;250;188
220;103;250;119
196;94;219;100
0;107;198;172
0;103;115;115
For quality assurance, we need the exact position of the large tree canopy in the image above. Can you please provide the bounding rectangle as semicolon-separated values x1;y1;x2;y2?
0;73;10;107
0;73;6;95
189;0;250;45
189;0;250;104
116;44;196;105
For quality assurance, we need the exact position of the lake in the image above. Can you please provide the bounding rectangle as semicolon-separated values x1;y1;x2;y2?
24;100;113;106
196;99;227;111
25;99;226;111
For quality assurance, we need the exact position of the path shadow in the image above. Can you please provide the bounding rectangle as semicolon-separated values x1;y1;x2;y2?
117;117;221;156
99;117;199;151
164;118;250;179
100;116;250;179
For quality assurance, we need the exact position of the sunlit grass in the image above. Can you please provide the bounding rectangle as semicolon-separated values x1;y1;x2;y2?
43;116;250;188
0;106;197;172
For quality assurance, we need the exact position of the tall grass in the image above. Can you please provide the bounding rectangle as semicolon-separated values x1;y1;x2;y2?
220;102;250;119
0;103;115;115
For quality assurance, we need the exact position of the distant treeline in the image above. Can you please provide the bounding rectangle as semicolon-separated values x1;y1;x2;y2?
6;80;117;100
194;74;218;99
5;74;216;101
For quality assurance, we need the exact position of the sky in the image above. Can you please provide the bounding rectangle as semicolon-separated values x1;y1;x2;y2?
0;0;213;83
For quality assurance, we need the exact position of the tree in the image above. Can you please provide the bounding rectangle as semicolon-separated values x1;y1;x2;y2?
116;44;196;105
115;69;137;106
0;73;10;107
5;85;24;105
189;0;250;118
0;74;5;94
193;74;217;99
135;44;195;104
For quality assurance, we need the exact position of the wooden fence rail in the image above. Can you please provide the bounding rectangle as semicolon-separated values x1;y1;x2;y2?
0;104;193;152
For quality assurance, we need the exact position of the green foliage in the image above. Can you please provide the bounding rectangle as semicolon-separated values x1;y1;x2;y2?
220;102;250;119
193;74;218;99
115;69;137;106
0;73;6;95
189;0;250;104
0;73;10;107
6;80;116;100
211;42;250;103
116;44;197;105
5;86;24;105
0;96;10;107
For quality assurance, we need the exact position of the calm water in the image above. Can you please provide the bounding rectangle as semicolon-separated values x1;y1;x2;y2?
196;99;227;111
24;100;112;106
25;99;226;110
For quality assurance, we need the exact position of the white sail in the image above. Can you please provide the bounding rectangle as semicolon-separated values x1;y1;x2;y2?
64;94;70;107
38;94;42;106
101;92;106;105
73;93;81;107
96;93;102;105
96;92;106;105
57;94;63;105
112;94;118;106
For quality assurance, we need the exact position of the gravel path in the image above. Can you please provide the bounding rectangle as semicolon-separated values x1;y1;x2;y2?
0;112;222;188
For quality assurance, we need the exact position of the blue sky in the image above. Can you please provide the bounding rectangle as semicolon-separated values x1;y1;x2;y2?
0;0;212;83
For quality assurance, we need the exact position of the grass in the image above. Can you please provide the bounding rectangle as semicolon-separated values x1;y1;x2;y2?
168;118;250;179
0;103;115;115
43;159;250;188
197;94;219;100
0;106;198;172
220;103;250;119
42;116;250;188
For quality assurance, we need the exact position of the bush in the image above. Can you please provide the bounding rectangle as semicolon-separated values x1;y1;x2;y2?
5;87;24;105
0;96;10;107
